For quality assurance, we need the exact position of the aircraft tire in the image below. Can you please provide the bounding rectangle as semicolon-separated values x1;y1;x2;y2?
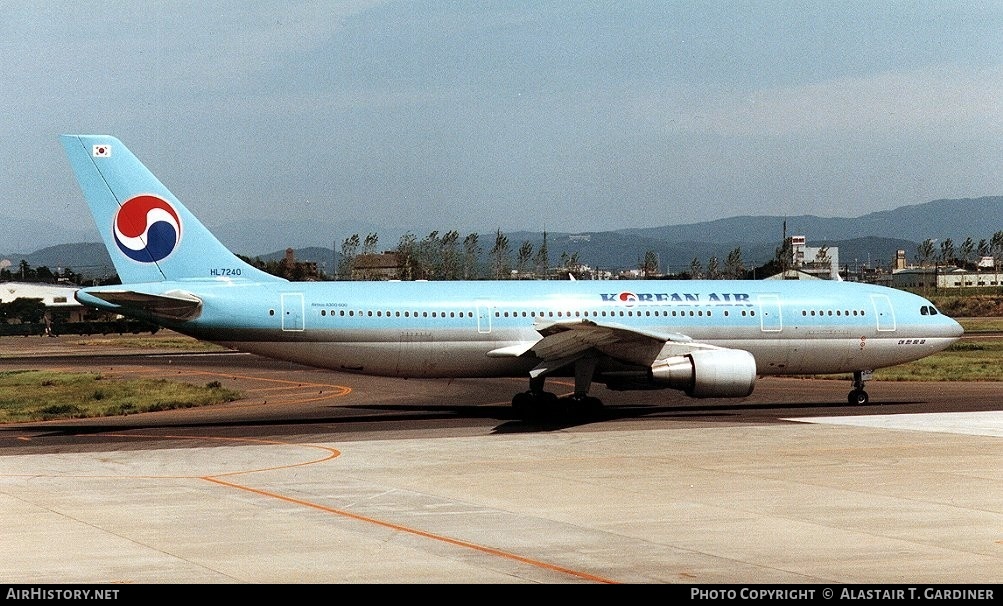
848;389;869;406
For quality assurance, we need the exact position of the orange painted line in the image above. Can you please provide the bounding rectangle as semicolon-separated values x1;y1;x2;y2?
244;385;323;393
0;434;341;479
0;429;613;585
203;474;619;584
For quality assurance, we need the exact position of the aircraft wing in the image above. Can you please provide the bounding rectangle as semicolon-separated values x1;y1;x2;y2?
487;318;712;371
75;289;203;322
532;319;711;365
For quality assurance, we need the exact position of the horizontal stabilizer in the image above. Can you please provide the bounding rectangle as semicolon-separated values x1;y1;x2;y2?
76;289;203;321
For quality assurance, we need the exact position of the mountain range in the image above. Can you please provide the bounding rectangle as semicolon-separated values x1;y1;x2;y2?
3;196;1001;279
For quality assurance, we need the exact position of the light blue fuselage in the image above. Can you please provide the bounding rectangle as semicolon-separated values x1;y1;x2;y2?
78;278;962;380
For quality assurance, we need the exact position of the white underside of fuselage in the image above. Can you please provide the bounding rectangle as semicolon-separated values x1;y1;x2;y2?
218;335;957;380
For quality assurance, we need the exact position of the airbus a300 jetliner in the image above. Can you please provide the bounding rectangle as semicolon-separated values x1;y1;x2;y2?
61;135;964;414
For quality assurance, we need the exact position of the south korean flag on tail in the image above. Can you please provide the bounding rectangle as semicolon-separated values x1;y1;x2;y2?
92;144;111;158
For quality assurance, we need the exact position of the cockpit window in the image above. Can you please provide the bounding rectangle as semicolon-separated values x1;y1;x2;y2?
920;305;940;316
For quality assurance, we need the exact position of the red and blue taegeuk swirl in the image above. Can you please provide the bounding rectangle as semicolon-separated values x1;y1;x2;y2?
113;195;182;262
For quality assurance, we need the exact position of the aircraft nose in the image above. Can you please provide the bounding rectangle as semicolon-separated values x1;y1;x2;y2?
945;317;965;340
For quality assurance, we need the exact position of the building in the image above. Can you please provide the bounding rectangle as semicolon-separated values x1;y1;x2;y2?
791;236;840;280
281;248;320;280
0;282;88;322
351;252;401;280
890;248;1003;290
891;267;1003;290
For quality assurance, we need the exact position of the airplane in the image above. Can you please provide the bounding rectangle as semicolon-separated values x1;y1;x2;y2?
60;134;964;415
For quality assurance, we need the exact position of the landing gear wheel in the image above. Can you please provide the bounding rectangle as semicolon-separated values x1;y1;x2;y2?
512;390;558;419
512;392;533;416
848;370;871;406
848;389;869;406
569;394;604;416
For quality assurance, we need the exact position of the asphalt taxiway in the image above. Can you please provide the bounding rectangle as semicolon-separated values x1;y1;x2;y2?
1;334;1001;583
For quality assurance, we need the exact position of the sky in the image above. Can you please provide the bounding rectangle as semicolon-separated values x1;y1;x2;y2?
3;1;1003;250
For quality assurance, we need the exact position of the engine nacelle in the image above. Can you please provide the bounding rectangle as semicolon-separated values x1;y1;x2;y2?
650;348;757;398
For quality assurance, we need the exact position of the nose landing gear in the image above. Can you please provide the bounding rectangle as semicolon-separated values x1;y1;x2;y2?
848;370;872;405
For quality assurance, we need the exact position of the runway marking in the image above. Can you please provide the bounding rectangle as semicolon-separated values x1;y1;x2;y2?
0;434;341;479
2;428;617;584
203;474;619;584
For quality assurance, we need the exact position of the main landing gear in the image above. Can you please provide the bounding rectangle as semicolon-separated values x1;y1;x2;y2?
848;370;871;405
511;356;604;418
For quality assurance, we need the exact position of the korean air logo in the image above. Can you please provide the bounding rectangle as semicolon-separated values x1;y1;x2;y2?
617;292;638;306
113;195;182;263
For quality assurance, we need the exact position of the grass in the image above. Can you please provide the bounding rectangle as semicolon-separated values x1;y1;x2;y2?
816;338;1003;383
72;335;227;350
956;317;1003;334
0;370;242;423
0;328;997;422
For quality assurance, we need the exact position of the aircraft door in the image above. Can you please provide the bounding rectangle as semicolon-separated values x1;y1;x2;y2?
870;294;896;332
476;300;492;334
281;293;305;331
757;294;782;332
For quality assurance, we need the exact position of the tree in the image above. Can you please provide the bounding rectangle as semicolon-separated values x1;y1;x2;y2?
641;250;659;277
992;231;1003;272
773;238;793;276
960;237;974;270
396;232;418;280
725;247;745;279
363;232;379;255
0;297;45;325
916;239;935;268
534;231;550;279
516;241;534;277
490;229;510;279
417;231;441;279
338;234;360;279
689;258;703;280
706;256;719;279
939;238;955;266
35;266;55;282
559;251;582;279
441;230;459;280
815;246;830;264
462;233;481;279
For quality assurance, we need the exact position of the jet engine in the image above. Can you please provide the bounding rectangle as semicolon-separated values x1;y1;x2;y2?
649;348;757;398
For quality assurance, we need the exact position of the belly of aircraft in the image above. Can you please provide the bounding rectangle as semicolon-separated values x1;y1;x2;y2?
220;340;535;378
736;336;956;375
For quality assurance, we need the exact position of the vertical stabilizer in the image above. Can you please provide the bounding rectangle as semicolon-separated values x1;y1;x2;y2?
60;134;283;284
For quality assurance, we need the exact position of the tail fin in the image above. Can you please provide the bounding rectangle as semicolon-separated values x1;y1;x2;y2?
60;134;283;284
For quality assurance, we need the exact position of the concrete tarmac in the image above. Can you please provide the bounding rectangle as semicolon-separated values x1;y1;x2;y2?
1;333;1002;584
